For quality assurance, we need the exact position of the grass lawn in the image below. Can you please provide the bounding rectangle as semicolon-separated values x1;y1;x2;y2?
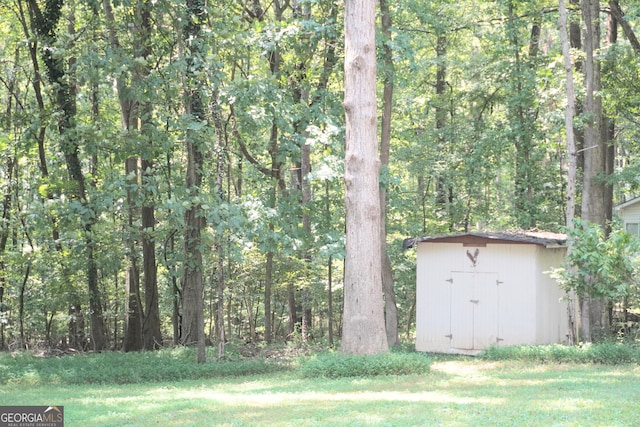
1;358;638;426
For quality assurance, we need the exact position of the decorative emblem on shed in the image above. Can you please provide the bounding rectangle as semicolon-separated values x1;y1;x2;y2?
466;248;480;267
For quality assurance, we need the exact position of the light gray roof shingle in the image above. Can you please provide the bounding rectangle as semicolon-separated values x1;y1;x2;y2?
403;230;567;249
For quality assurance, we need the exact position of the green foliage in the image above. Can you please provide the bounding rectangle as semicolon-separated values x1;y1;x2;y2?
2;0;640;352
0;348;288;386
480;343;640;365
300;351;431;378
550;219;640;300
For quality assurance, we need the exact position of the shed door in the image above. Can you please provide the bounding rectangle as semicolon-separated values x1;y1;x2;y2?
450;272;499;350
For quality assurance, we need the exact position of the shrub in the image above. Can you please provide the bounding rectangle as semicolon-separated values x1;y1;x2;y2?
300;351;431;379
479;343;640;365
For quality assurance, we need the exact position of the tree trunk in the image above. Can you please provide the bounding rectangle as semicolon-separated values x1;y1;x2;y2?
434;34;450;224
103;0;146;351
604;6;617;229
27;0;106;350
180;0;208;363
141;183;162;350
571;0;585;215
341;0;388;355
137;0;162;351
163;155;182;345
580;0;607;342
123;154;143;352
18;265;31;349
212;95;227;359
608;1;640;54
264;249;274;343
559;0;578;344
507;3;540;229
181;200;206;361
124;157;143;351
0;142;15;350
123;245;143;351
379;0;399;347
325;181;334;346
560;0;578;227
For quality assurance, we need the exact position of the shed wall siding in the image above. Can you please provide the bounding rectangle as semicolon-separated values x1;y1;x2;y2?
616;203;640;233
534;246;569;343
416;241;568;353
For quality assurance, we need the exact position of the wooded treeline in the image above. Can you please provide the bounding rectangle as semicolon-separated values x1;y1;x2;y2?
1;0;640;353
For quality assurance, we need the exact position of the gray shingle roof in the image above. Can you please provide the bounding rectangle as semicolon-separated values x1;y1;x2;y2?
403;230;567;249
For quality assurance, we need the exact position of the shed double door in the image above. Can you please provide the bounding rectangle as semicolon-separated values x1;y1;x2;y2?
450;272;499;350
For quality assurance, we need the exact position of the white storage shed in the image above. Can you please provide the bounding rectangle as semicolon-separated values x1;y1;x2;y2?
614;197;640;236
404;231;570;354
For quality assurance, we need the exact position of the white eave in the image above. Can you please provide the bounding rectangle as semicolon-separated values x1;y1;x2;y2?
614;196;640;211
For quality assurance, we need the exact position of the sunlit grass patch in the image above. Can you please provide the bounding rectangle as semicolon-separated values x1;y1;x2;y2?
1;359;638;426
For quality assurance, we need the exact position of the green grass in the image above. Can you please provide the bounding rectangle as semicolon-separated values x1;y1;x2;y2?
0;347;288;385
1;346;639;426
1;359;638;426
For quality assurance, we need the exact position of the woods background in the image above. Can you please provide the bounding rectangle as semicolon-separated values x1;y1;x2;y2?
1;0;639;353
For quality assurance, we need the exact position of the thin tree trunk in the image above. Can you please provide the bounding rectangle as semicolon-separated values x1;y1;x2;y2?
570;0;585;215
608;1;640;54
0;55;17;348
264;249;274;343
508;2;540;229
434;34;450;222
604;6;617;229
560;0;578;226
379;0;399;347
559;0;578;345
123;158;143;351
325;180;334;346
123;248;143;351
18;265;31;349
137;0;162;351
164;156;181;345
212;94;227;359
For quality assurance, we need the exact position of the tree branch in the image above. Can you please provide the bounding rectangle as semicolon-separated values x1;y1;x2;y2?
608;1;640;55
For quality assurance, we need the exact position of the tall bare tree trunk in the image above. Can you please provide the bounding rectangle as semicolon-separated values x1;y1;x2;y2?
180;0;207;363
559;0;578;344
434;34;450;225
580;0;607;342
341;0;388;355
379;0;398;347
570;0;585;220
123;157;143;352
137;0;162;351
604;6;617;229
